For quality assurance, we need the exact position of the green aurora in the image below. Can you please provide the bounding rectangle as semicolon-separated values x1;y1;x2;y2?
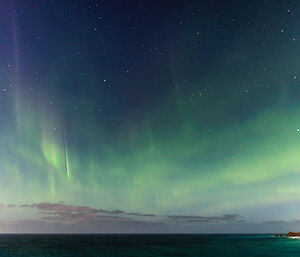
1;0;300;233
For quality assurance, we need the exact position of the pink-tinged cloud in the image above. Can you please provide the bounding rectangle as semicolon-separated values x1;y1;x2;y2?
33;202;95;213
18;202;154;225
20;202;156;217
16;202;244;228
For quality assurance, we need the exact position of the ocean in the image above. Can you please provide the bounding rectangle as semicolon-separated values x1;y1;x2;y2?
0;234;298;256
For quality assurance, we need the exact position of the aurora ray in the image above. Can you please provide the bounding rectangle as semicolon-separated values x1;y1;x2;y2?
64;131;71;181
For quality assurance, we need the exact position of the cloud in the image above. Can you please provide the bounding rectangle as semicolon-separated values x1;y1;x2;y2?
0;202;246;233
4;202;300;233
18;202;156;225
19;202;244;224
127;212;156;217
6;204;16;208
37;203;95;213
165;214;244;223
42;211;131;224
18;202;245;224
19;204;32;208
261;219;300;225
0;202;165;233
20;202;154;216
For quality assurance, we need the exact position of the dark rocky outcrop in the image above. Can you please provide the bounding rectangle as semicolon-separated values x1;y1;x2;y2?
286;232;300;236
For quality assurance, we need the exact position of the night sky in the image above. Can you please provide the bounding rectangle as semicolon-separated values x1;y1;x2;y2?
1;0;300;233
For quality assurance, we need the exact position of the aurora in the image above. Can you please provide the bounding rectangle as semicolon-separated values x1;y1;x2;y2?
1;0;300;233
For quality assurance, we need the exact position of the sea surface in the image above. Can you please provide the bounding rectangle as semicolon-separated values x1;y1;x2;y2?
0;234;298;257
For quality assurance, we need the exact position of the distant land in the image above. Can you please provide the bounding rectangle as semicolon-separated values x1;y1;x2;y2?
275;232;300;238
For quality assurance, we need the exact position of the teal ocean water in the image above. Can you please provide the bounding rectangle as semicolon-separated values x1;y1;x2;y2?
0;234;298;256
